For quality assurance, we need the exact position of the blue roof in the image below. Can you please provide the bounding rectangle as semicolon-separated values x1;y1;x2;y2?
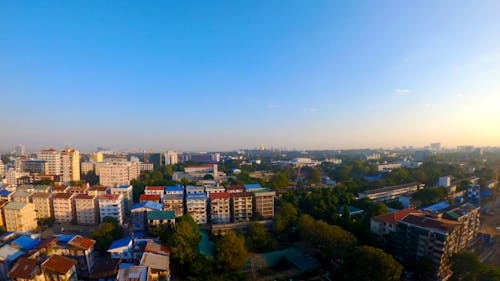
186;192;207;200
119;263;133;269
108;237;132;250
12;235;39;250
165;185;184;192
244;184;262;190
131;201;163;211
421;201;450;212
0;190;11;196
56;234;75;243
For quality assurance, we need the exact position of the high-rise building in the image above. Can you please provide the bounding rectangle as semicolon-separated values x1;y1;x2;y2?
4;202;37;232
74;194;99;225
98;194;125;224
22;159;48;174
164;151;178;165
252;188;276;219
37;148;61;175
97;161;140;187
231;192;253;222
209;192;231;224
186;193;207;224
110;185;133;212
15;144;26;156
32;192;54;219
53;193;76;223
0;158;4;178
89;152;103;163
61;147;80;183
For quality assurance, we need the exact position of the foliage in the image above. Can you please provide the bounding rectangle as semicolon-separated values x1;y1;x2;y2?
32;178;55;185
304;166;322;184
165;215;202;275
269;172;289;189
81;171;99;185
273;202;298;237
411;187;447;207
90;216;123;254
341;245;403;281
0;225;6;234
450;251;500;281
246;222;275;252
213;231;248;272
386;200;404;210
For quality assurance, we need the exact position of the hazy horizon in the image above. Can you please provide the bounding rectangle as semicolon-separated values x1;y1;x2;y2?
2;1;499;152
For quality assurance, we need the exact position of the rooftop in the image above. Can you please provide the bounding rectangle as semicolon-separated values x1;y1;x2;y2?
99;194;122;200
165;185;184;192
53;193;74;199
131;201;163;211
8;258;39;279
88;185;108;191
145;186;165;191
244;184;263;190
68;235;96;251
399;214;460;233
0;244;24;262
140;252;169;271
108;237;132;250
4;202;27;210
186;192;207;200
147;210;175;221
117;265;149;281
42;255;77;275
12;235;40;250
144;241;169;256
74;194;96;200
362;182;422;195
225;185;244;191
32;192;51;198
372;208;424;224
116;185;132;189
139;194;161;202
0;190;11;197
231;191;253;198
209;192;230;200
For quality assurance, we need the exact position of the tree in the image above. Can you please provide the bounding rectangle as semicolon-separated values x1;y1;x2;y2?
342;245;403;281
274;202;298;235
413;256;435;281
246;222;274;252
165;215;202;275
269;172;289;188
214;231;248;272
305;167;322;184
81;171;99;185
203;174;214;180
450;252;500;281
90;216;123;254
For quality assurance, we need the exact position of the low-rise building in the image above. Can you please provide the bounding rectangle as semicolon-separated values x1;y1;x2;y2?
41;255;78;281
209;192;231;224
131;201;163;231
145;186;165;196
87;186;109;196
108;237;134;261
147;210;176;229
8;257;43;281
66;235;96;279
53;193;76;223
98;194;125;224
358;182;424;202
74;194;99;225
140;251;170;281
139;194;161;203
186;193;207;224
116;265;150;281
4;202;37;232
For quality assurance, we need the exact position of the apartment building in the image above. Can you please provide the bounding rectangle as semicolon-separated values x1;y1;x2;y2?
68;185;89;194
98;161;139;187
252;188;276;219
22;159;48;174
32;192;54;219
53;193;76;223
61;148;80;183
164;185;184;217
442;203;480;249
74;194;99;225
209;192;231;224
225;185;244;193
87;186;108;196
186;193;207;224
98;194;125;224
37;148;61;176
395;214;463;281
11;190;33;204
131;201;163;231
164;150;178;165
4;202;37;232
186;185;204;194
89;152;103;163
231;192;253;222
370;208;424;237
145;186;165;196
110;185;133;212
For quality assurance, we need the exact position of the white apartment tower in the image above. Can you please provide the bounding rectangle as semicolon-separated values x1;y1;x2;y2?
164;150;178;165
98;194;125;224
61;147;80;183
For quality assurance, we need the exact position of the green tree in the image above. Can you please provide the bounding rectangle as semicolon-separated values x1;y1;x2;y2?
246;222;274;252
449;251;500;281
90;216;123;254
343;245;403;281
413;256;435;281
269;172;289;188
305;167;322;184
165;215;202;275
214;231;248;272
274;202;298;234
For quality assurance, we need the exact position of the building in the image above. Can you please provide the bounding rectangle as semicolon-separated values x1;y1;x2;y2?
97;161;140;187
140;251;170;281
116;265;150;281
370;209;424;237
358;182;425;202
52;185;70;193
131;201;163;231
225;185;244;193
32;192;54;219
8;257;43;281
395;214;463;281
74;194;99;225
22;159;48;174
140;163;154;173
37;149;61;176
53;193;76;223
15;144;26;156
205;186;225;194
4;202;37;232
164;193;184;218
110;185;133;212
107;237;134;261
139;194;161;203
209;192;231;224
98;194;125;224
61;147;80;183
66;235;96;279
147;210;176;229
41;255;78;281
438;176;451;187
186;193;208;224
442;203;480;249
89;152;103;163
164;150;178;165
377;163;402;171
11;190;33;204
145;186;165;196
87;185;108;196
186;185;204;194
252;188;276;219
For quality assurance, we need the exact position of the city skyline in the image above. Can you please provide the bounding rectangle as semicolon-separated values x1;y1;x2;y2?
1;1;500;151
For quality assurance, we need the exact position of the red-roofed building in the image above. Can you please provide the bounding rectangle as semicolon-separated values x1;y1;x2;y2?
370;208;424;236
66;236;96;279
8;258;42;281
41;255;78;280
140;194;161;203
209;192;230;224
145;186;165;196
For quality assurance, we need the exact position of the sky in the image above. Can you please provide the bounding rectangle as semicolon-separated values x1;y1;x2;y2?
1;1;500;152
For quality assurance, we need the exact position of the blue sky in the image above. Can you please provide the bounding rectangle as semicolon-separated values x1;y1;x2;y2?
1;1;499;152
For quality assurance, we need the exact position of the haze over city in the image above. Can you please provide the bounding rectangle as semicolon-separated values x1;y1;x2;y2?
1;1;500;151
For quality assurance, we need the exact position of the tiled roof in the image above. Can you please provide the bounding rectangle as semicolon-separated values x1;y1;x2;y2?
8;257;39;279
42;255;77;275
209;192;230;200
399;214;460;233
145;186;165;191
88;186;108;191
99;194;122;200
147;210;175;221
231;191;252;198
68;235;96;250
372;209;424;224
53;193;74;199
74;194;95;200
139;194;161;202
225;185;244;191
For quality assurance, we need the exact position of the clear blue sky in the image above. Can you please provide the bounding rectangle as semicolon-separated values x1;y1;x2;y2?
1;1;499;152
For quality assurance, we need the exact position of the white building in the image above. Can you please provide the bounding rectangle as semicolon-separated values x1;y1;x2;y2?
164;150;178;165
61;147;80;183
110;185;133;212
98;194;125;224
37;148;61;175
97;161;140;187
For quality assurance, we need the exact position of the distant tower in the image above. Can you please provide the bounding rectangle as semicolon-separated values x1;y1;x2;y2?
260;144;265;151
15;144;26;156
